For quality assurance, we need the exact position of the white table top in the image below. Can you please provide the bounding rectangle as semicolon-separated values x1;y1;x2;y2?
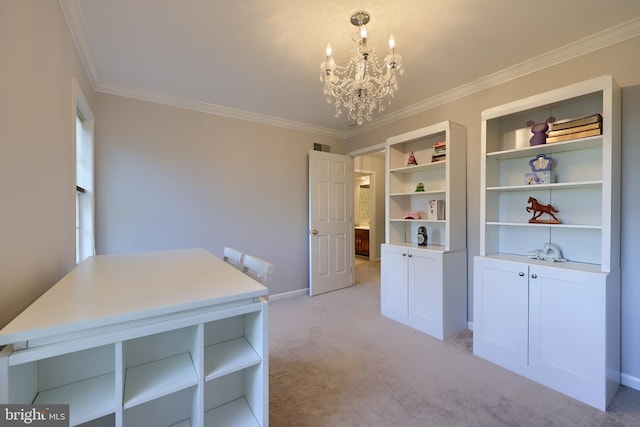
0;249;267;346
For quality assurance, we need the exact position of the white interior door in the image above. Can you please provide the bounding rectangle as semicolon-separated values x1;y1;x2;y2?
308;150;353;296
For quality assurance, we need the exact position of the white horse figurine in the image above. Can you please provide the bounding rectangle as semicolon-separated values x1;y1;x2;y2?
527;242;566;262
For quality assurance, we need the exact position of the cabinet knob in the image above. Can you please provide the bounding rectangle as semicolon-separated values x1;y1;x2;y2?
402;253;407;256
531;274;538;279
519;272;525;277
408;254;413;258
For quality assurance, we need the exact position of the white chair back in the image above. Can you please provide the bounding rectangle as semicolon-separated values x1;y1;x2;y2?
223;246;244;270
242;254;273;286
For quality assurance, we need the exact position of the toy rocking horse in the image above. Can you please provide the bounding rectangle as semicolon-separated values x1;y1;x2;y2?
526;197;560;223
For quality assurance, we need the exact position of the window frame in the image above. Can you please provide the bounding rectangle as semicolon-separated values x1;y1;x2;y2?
73;80;95;264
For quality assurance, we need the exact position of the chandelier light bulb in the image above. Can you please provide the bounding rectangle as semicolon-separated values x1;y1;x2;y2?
360;25;368;40
319;11;403;125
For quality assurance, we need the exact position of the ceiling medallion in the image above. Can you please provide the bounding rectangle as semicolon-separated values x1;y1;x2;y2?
320;10;403;125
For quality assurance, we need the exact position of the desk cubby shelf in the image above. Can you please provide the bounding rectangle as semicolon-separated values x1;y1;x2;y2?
34;373;116;426
204;398;260;427
204;337;261;381
123;352;198;409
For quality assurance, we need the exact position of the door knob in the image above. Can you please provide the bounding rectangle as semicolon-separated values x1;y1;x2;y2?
311;229;318;235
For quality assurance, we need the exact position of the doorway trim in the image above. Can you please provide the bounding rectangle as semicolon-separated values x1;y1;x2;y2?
348;142;387;263
354;169;375;259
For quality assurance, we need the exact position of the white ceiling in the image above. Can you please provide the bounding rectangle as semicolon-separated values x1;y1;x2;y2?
60;0;640;138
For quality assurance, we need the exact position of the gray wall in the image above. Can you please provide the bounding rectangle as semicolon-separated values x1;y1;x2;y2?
0;0;95;328
620;85;640;386
93;93;344;296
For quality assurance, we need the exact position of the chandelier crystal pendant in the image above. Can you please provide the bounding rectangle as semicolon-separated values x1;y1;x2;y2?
320;10;403;125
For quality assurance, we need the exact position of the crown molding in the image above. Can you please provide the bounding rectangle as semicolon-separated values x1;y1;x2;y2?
95;80;345;138
59;0;640;140
346;17;640;138
59;0;101;89
58;0;343;138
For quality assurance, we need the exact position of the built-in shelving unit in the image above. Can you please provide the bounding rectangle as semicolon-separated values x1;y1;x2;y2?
381;121;468;340
385;121;466;251
473;75;621;411
478;77;619;270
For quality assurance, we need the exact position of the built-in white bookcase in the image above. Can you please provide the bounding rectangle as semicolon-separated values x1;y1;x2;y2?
480;75;620;271
474;75;621;411
386;121;466;251
382;121;468;340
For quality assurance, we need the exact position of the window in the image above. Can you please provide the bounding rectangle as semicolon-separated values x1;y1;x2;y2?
74;80;95;264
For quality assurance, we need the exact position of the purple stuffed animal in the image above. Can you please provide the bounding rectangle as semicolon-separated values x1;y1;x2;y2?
526;116;555;146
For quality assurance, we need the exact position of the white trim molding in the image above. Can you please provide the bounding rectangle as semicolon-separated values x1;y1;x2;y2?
95;81;346;139
269;288;308;302
346;17;640;138
622;373;640;391
59;0;640;139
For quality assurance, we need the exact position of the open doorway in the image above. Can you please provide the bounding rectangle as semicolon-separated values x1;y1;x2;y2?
350;145;386;283
354;171;373;259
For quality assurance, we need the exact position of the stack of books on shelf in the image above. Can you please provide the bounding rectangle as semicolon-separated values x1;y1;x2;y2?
547;113;602;143
431;141;446;162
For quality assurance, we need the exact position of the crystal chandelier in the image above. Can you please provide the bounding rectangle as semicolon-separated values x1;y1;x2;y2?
320;10;403;125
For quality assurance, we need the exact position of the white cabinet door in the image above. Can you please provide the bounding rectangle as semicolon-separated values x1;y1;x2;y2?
474;256;619;411
473;257;528;375
528;265;612;410
409;250;443;338
381;244;409;322
383;245;467;340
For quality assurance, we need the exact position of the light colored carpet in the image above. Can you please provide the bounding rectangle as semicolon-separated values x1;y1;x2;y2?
268;259;640;426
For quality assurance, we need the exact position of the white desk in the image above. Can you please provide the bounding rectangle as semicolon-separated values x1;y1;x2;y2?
0;249;269;427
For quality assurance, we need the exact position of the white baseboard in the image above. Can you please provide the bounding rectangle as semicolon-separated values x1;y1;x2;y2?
269;288;308;301
622;372;640;391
